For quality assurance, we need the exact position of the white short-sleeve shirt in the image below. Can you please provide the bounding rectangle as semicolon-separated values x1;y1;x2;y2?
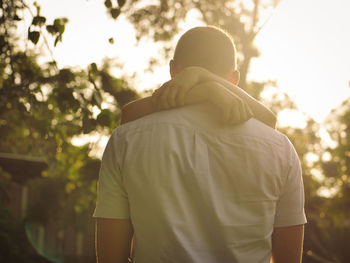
94;104;307;263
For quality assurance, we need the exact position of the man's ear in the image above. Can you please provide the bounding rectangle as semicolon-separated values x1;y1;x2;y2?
229;70;240;85
169;59;177;79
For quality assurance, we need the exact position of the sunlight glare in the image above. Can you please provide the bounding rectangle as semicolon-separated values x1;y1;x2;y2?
305;152;319;165
71;132;109;159
277;109;307;128
249;0;350;123
310;168;324;182
317;186;339;198
319;127;337;149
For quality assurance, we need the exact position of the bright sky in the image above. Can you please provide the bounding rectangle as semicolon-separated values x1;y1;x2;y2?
250;0;350;123
22;0;350;124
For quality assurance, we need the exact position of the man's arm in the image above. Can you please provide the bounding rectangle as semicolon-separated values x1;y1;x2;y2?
212;80;276;128
271;137;306;263
182;80;253;124
95;218;133;263
121;97;154;124
155;66;276;128
121;80;253;125
271;224;304;263
121;66;276;127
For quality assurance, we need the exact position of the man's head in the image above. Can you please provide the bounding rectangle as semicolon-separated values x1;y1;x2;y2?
170;26;239;84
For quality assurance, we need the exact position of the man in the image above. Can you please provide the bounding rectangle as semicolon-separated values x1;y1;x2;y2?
94;26;307;263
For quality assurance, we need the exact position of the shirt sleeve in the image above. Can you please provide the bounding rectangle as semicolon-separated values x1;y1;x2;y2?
274;137;307;227
93;129;130;219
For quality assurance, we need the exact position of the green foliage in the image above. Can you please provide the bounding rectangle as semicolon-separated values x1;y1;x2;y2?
32;15;46;26
99;69;139;107
111;8;121;19
105;0;127;19
97;109;115;127
113;0;280;90
118;0;127;8
21;0;69;47
297;99;350;262
0;0;140;257
28;30;40;44
256;81;350;261
104;0;112;8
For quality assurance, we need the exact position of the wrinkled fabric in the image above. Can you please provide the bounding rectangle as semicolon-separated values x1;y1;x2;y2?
94;104;307;263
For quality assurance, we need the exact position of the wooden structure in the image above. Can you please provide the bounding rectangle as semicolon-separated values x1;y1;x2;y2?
0;152;95;263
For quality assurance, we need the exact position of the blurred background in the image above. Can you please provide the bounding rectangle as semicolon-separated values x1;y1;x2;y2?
1;0;349;262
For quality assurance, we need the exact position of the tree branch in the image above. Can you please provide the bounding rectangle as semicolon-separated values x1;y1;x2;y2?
21;0;58;71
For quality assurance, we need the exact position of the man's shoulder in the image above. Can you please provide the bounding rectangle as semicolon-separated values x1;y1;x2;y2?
117;105;200;132
242;118;287;143
246;119;298;158
117;105;289;146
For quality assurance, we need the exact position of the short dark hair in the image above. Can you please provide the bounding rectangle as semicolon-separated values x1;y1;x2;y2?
173;26;237;76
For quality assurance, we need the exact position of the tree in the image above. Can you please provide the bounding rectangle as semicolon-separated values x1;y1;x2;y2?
104;0;280;93
301;99;350;263
267;88;350;262
1;0;139;261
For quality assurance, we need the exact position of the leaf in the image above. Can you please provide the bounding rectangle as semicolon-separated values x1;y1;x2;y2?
117;0;126;7
104;0;112;8
56;87;75;113
71;99;80;113
92;91;103;108
115;89;138;107
97;109;113;127
88;63;98;83
14;14;21;21
32;16;46;26
54;19;65;34
110;8;121;19
58;69;75;83
46;25;58;35
28;31;40;45
61;17;69;23
54;35;62;47
89;63;98;73
82;115;97;134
